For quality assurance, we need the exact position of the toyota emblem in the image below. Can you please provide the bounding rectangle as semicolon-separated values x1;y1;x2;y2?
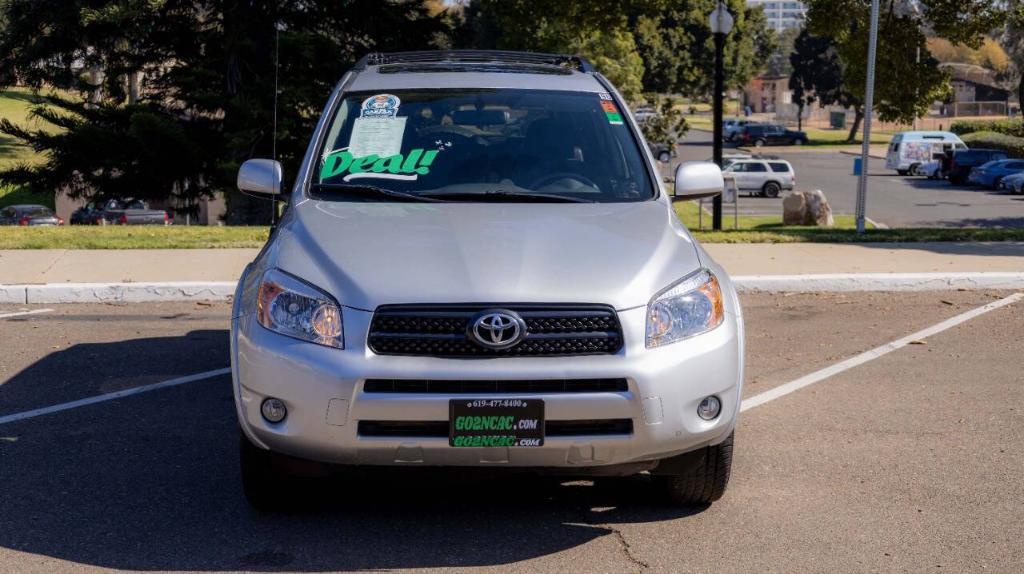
469;309;527;349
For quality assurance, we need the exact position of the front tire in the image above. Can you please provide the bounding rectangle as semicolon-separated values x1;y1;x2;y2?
660;432;734;505
239;432;289;511
754;139;766;148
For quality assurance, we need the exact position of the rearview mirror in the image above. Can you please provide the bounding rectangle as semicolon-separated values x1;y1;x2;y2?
237;159;283;197
673;162;724;200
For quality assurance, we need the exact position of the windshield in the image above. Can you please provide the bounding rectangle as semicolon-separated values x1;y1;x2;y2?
314;89;654;202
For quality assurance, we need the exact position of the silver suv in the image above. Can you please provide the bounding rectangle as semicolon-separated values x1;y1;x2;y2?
231;51;744;510
723;158;795;198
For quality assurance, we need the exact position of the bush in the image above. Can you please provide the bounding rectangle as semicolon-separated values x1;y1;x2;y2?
960;131;1024;157
950;119;1024;138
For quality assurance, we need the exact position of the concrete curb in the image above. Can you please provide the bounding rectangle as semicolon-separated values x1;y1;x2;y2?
732;272;1024;293
2;273;1023;304
0;282;237;304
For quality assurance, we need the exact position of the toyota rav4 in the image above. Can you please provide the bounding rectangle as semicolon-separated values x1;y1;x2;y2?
231;50;744;509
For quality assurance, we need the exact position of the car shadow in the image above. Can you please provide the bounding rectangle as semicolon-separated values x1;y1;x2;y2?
0;331;704;571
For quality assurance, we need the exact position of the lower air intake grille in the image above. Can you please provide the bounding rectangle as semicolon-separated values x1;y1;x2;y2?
357;419;634;438
363;378;629;394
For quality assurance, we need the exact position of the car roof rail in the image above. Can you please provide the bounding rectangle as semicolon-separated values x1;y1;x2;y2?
354;50;594;73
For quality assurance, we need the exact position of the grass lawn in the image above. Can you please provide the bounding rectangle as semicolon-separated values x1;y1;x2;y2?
0;87;61;209
1;210;1022;249
0;226;271;249
685;116;892;146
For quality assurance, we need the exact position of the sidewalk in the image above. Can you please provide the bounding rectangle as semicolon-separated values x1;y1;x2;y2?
2;243;1022;284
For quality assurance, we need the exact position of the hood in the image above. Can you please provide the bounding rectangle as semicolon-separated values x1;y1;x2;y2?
273;199;701;311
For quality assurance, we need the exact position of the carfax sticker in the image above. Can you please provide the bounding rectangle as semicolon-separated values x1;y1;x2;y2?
359;93;401;118
600;100;623;125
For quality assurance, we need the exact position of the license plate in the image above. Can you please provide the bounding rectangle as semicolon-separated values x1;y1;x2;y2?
449;399;544;447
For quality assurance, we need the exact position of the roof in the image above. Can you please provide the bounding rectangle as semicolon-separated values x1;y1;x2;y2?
347;50;607;93
940;63;1011;92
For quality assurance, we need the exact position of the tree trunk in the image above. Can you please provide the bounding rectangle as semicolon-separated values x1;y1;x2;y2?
127;71;142;105
796;103;803;131
846;108;864;143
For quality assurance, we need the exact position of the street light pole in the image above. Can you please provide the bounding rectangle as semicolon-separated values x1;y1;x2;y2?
855;0;880;234
709;2;733;231
712;31;725;230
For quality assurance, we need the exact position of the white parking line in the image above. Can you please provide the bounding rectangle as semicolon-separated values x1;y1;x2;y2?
741;292;1023;412
0;367;230;426
1;293;1020;426
0;308;53;319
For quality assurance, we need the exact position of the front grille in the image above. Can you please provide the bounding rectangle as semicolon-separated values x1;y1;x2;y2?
368;304;623;357
357;419;634;438
363;378;629;394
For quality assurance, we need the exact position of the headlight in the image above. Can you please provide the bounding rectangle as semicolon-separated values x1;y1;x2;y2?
646;268;725;348
257;268;344;348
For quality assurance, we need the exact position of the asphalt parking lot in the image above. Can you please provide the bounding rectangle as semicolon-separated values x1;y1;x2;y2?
676;130;1024;228
1;291;1022;573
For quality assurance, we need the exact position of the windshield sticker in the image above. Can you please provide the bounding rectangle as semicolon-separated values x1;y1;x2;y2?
600;100;623;125
320;148;439;182
349;116;407;158
598;92;613;101
359;94;401;118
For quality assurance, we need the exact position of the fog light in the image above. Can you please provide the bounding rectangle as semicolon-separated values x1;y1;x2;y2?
697;396;721;421
261;398;287;423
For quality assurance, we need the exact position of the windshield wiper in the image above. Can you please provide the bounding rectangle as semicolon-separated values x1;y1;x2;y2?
310;183;448;203
419;190;595;203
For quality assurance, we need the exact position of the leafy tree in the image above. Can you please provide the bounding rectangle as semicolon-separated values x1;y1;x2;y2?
0;0;447;222
632;0;775;97
639;94;689;155
765;26;801;78
456;0;650;102
575;30;645;102
788;30;864;140
806;0;1012;126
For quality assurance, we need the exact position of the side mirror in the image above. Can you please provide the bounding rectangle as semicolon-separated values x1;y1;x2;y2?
237;159;283;197
672;161;725;200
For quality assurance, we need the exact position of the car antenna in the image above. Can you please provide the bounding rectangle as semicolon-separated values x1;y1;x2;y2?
270;22;280;227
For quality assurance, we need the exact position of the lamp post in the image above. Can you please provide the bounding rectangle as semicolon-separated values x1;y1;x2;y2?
709;2;733;231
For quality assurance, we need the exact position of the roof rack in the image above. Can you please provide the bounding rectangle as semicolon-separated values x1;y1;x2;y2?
354;50;594;73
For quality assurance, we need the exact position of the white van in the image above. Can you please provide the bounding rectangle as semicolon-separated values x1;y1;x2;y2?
885;131;966;175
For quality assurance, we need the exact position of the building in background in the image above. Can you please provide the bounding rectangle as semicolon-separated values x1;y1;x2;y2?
746;0;806;31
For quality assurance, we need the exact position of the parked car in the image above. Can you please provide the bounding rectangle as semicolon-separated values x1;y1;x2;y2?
723;119;758;142
633;106;658;125
648;141;674;162
999;171;1024;194
739;124;807;147
77;199;170;225
968;159;1024;189
231;50;743;510
947;149;1009;185
720;153;753;169
70;202;104;225
0;204;63;226
722;158;795;197
885;131;966;176
914;159;945;179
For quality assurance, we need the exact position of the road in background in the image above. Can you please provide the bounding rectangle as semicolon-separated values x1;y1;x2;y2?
1;292;1021;572
675;129;1024;228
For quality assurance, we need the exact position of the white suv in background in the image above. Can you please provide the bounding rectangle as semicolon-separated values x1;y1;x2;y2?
723;158;795;198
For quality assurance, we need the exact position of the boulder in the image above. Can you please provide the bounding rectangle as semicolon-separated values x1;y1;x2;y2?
781;190;834;227
782;193;806;225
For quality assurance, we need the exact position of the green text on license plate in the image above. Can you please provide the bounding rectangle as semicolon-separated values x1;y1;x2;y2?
449;398;544;447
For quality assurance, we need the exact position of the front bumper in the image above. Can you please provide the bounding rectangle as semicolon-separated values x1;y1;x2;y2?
231;304;742;470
